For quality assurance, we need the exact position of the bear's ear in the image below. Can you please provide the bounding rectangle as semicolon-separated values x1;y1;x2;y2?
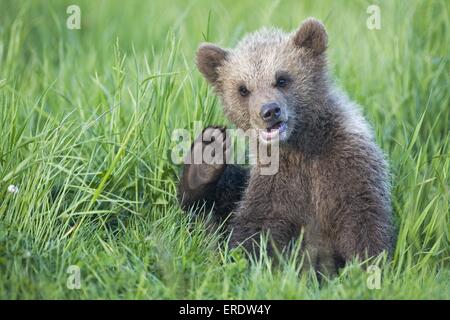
292;18;327;55
196;43;228;85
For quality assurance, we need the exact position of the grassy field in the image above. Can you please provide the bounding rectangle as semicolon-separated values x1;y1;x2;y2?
0;0;448;299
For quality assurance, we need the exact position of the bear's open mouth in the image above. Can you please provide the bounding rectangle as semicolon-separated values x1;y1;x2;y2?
267;121;284;131
260;121;287;141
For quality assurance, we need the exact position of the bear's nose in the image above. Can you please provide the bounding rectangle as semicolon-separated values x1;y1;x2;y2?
260;102;281;122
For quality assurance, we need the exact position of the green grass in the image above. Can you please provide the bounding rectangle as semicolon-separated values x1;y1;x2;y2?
0;0;449;299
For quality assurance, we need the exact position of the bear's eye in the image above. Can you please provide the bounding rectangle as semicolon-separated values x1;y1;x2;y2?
274;71;292;89
275;77;288;88
238;85;250;97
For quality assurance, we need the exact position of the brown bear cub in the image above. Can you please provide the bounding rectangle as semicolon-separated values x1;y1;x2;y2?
178;18;395;274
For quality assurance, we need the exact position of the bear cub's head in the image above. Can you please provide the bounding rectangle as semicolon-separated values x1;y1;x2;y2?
197;18;329;146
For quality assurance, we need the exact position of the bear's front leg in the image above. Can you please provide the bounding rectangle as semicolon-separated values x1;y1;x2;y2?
228;197;302;258
178;126;249;225
230;211;340;275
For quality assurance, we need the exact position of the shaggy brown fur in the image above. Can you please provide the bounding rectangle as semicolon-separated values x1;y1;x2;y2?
178;18;395;274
